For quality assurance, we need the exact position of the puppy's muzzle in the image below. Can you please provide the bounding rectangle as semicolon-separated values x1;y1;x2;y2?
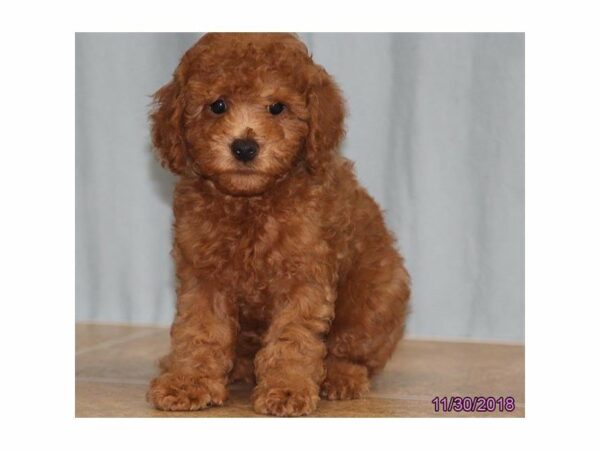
231;139;259;163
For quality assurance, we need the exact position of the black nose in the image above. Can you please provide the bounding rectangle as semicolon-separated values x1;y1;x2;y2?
230;139;259;162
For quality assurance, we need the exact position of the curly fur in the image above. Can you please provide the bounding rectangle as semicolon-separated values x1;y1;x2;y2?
146;33;410;416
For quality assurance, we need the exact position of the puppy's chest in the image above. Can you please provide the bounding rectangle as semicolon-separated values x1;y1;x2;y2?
180;210;288;324
176;195;329;325
178;207;289;285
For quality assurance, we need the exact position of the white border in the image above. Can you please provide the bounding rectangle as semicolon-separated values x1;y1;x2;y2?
2;0;600;448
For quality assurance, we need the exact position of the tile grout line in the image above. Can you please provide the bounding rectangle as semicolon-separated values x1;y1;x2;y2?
76;328;166;356
76;378;262;390
77;376;149;385
76;323;523;347
404;336;524;347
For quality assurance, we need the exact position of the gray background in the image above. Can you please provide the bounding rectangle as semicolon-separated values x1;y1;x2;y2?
76;33;524;342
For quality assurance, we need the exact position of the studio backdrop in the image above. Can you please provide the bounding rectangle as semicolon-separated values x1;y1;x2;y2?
75;33;524;342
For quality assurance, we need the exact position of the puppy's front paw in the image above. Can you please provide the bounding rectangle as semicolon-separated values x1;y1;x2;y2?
147;372;228;411
252;383;319;417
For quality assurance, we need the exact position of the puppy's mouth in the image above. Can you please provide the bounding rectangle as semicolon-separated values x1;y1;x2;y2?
211;170;274;196
223;168;264;175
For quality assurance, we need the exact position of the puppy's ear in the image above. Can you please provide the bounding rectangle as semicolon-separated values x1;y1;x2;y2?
305;66;345;172
150;68;188;175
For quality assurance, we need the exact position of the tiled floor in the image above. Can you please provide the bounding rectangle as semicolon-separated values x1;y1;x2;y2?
75;323;524;417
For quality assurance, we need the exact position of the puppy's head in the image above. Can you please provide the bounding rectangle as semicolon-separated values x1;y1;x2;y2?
151;33;345;196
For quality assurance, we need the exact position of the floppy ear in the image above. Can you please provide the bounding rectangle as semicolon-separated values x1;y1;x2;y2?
150;70;188;175
305;66;346;172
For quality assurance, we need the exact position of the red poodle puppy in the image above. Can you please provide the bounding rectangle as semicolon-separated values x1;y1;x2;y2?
147;33;410;416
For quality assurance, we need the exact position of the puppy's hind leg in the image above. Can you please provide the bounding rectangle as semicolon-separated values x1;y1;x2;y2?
320;356;370;400
322;246;410;400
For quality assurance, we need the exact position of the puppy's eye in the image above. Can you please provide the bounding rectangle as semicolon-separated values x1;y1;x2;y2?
209;99;227;114
268;102;285;115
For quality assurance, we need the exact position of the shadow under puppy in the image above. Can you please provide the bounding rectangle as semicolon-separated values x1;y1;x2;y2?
147;33;410;417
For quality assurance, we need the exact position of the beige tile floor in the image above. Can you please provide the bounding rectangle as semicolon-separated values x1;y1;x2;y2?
75;323;524;417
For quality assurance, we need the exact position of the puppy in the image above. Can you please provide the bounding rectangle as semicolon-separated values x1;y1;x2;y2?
147;33;410;416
